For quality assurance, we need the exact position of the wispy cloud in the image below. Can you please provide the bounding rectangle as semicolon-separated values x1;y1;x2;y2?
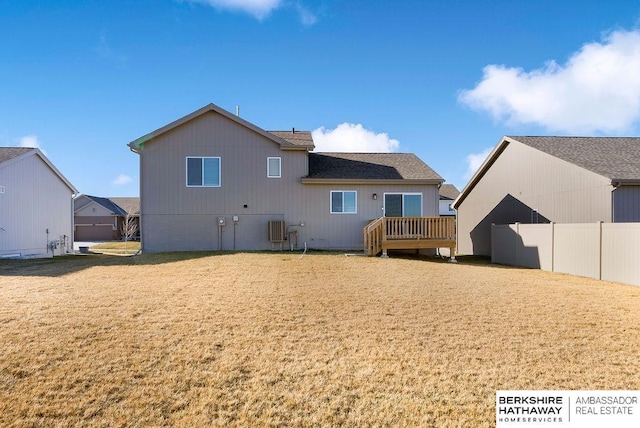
184;0;317;24
312;123;400;153
113;174;133;185
17;134;47;155
187;0;282;20
96;34;127;68
459;29;640;134
294;2;317;26
18;134;41;149
464;147;492;180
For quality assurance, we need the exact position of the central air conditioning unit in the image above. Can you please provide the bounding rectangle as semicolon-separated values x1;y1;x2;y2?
268;220;286;243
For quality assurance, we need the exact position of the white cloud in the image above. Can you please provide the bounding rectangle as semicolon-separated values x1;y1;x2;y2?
17;134;47;155
18;134;41;148
113;174;133;185
188;0;283;19
185;0;316;23
295;2;317;26
459;29;640;134
311;123;400;153
464;147;492;180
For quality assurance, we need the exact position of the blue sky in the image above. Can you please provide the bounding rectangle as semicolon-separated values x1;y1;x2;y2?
2;0;640;197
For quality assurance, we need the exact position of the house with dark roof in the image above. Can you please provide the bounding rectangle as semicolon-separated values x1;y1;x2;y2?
453;136;640;256
438;184;459;217
129;103;453;253
0;147;77;258
74;195;140;241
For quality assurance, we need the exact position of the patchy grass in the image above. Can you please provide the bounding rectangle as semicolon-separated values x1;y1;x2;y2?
89;241;141;255
1;253;639;427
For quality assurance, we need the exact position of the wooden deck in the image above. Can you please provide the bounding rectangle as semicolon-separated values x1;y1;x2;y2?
364;216;456;259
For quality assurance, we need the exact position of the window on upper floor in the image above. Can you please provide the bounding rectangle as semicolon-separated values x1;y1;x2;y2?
186;157;221;187
267;157;281;178
331;190;357;214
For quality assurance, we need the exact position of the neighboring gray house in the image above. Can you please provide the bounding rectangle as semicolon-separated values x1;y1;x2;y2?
128;103;445;252
0;147;77;258
439;184;459;217
74;195;140;241
454;136;640;256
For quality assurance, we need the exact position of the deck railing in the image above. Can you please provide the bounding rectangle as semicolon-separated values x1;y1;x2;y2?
364;216;456;256
364;217;385;256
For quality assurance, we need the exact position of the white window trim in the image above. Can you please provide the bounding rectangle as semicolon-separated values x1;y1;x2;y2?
267;157;281;178
330;190;357;214
383;192;423;216
186;156;221;188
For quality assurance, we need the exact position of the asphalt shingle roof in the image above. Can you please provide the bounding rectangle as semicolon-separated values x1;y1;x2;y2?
0;147;32;164
77;195;127;216
510;136;640;181
439;184;460;200
307;152;443;181
108;197;140;215
268;131;314;148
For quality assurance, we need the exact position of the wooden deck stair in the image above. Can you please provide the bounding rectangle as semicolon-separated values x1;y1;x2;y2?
364;216;456;260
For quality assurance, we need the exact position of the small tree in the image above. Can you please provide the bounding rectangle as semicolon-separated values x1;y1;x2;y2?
120;209;139;255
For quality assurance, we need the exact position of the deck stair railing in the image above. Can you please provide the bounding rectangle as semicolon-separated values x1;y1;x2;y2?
364;217;385;256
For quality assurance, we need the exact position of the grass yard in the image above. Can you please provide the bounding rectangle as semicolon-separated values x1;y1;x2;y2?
88;241;141;255
1;252;639;427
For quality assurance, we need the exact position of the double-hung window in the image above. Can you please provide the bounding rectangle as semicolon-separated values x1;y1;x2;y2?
186;157;221;187
267;157;281;178
331;191;357;214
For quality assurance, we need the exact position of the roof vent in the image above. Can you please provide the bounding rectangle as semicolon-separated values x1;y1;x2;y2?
292;127;295;134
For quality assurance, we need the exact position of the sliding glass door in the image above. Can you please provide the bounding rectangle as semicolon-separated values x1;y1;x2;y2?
384;193;422;217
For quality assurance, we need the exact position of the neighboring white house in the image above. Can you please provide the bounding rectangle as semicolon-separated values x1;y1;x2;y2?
439;184;459;217
0;147;77;258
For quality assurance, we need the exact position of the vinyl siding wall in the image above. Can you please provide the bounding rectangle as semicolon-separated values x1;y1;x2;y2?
612;185;640;222
457;141;612;256
138;111;440;252
140;111;308;252
301;183;439;250
0;154;74;257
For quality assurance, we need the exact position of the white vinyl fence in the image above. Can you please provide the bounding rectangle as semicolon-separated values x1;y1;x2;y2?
491;222;640;287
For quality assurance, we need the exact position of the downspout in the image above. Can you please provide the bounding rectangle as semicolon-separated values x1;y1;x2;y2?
611;182;617;223
70;194;75;253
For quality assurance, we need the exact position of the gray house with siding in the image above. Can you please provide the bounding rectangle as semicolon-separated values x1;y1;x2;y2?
74;195;140;241
128;103;444;253
454;136;640;256
0;147;77;258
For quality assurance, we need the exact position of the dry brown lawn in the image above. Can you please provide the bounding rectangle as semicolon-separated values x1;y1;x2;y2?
1;252;639;427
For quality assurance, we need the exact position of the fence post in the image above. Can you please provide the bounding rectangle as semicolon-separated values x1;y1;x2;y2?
598;221;603;280
515;222;520;266
550;222;555;273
